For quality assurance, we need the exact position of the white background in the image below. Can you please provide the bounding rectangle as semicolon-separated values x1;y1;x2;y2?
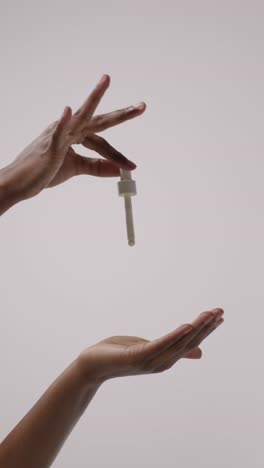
1;1;263;467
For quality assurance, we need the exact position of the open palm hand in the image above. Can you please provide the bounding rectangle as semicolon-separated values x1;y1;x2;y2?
79;308;224;382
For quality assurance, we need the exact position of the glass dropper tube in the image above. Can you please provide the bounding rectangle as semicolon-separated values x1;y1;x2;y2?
118;169;137;246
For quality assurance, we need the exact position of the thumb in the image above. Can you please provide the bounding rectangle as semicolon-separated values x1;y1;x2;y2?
183;347;202;359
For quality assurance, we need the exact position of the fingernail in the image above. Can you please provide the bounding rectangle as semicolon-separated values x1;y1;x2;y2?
134;102;146;110
127;160;137;169
99;74;110;85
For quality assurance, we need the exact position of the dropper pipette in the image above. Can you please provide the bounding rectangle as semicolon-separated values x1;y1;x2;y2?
118;169;137;246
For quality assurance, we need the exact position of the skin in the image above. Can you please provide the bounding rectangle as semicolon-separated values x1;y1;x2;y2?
0;309;224;468
0;75;225;467
0;74;145;215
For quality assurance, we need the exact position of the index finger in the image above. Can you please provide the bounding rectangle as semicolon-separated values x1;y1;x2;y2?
89;102;146;133
75;74;110;121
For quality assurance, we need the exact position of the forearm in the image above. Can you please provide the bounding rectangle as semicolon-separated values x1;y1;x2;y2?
0;357;101;468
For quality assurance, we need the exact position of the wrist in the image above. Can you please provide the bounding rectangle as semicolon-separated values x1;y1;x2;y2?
76;352;107;387
0;163;23;215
